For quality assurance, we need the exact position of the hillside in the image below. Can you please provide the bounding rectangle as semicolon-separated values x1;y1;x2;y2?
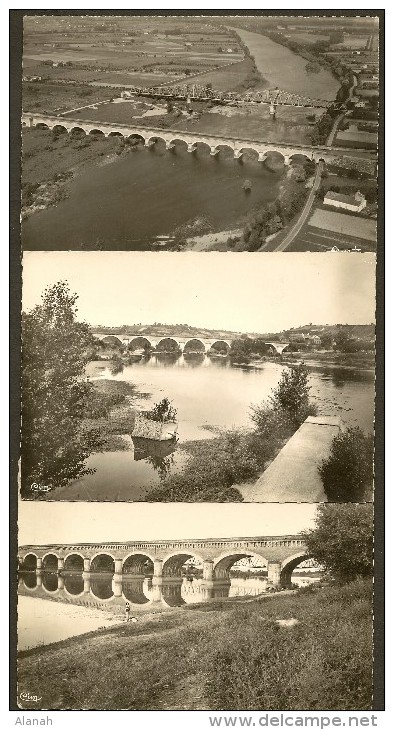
90;322;375;341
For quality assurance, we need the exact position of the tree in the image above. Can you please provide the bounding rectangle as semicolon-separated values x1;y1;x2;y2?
269;362;317;426
303;503;373;583
318;426;374;502
21;282;101;497
320;332;333;349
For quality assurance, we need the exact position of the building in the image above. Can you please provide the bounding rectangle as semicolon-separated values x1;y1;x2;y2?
323;190;367;213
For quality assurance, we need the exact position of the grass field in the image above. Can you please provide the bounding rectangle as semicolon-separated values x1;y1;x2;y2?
18;579;372;711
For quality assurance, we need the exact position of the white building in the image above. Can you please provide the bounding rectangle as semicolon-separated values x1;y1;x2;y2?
323;190;367;213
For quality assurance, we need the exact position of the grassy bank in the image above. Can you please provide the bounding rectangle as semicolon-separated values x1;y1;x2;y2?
82;379;142;450
17;579;372;711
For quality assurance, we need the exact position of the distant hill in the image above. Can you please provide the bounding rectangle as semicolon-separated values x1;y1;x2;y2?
90;322;375;341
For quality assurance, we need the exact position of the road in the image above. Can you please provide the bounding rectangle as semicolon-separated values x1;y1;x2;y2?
268;160;324;252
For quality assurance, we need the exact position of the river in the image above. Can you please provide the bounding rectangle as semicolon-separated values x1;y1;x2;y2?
231;27;340;99
22;146;283;250
45;355;374;501
18;569;320;650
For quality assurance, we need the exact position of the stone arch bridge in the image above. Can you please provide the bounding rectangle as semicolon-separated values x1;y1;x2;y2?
19;535;309;590
92;332;289;355
22;112;375;168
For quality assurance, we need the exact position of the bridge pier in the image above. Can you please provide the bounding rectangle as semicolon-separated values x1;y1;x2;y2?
58;557;64;572
267;561;281;587
36;558;42;574
166;141;175;151
145;139;155;148
210;146;219;156
187;143;197;153
283;155;290;166
36;573;42;587
114;559;123;576
83;575;91;593
203;560;214;582
58;575;65;591
112;577;123;597
153;558;163;579
258;152;267;163
83;558;91;572
234;149;243;160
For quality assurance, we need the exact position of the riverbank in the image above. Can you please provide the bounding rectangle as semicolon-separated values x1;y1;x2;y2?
17;579;372;711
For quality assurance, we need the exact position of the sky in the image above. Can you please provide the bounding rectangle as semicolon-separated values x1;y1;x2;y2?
22;252;376;334
18;502;318;545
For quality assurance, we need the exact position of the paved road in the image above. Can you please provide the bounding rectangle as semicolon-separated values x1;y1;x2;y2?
270;160;324;252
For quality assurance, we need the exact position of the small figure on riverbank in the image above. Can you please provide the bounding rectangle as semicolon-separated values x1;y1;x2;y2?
125;602;131;621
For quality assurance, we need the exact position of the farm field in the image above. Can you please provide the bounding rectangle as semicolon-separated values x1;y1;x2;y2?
286;223;375;252
308;207;376;242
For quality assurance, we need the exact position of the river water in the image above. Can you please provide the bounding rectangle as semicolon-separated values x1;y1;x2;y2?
231;27;340;99
18;570;320;649
45;355;374;501
22;146;283;250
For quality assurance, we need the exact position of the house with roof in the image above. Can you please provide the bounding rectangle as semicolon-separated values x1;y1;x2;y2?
323;190;367;213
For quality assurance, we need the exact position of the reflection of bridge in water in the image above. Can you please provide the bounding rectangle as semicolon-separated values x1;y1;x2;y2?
19;535;309;602
18;572;271;610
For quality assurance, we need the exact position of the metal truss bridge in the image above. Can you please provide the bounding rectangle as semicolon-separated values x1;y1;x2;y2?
123;84;344;110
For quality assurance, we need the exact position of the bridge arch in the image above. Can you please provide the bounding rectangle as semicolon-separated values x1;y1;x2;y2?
52;124;68;135
64;553;85;571
69;126;86;137
280;551;310;588
239;146;259;161
35;122;50;131
184;338;206;353
214;143;234;157
169;138;188;152
108;130;124;138
210;340;230;354
20;552;38;570
128;336;153;351
123;552;155;575
90;553;115;573
156;337;182;352
100;335;124;347
162;550;204;578
213;551;268;581
88;128;106;137
146;135;166;148
42;552;60;570
194;141;211;156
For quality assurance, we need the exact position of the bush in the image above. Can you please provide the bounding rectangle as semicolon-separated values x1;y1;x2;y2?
318;426;374;501
303;504;373;584
145;397;177;423
269;362;318;427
